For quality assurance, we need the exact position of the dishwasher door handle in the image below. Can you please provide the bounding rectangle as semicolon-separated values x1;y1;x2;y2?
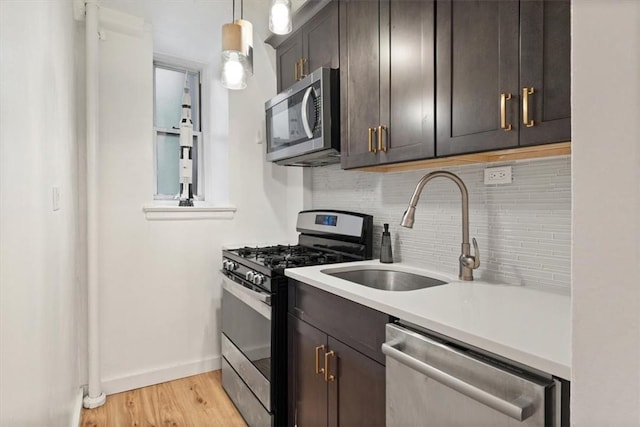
382;342;533;421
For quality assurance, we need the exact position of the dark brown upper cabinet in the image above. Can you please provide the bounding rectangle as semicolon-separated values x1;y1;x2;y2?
341;0;436;169
276;32;303;94
276;2;339;93
436;0;571;157
519;0;571;146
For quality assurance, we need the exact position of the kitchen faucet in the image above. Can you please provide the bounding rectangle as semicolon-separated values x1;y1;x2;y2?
400;171;480;281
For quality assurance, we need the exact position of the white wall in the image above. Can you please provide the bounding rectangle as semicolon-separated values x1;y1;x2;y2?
94;10;303;394
228;27;306;243
0;0;83;425
312;157;572;292
572;1;640;425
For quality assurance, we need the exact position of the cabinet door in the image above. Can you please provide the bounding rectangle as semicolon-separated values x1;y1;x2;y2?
340;0;381;169
519;0;571;146
379;0;435;164
327;337;385;427
303;2;339;75
288;315;328;427
276;32;303;93
436;0;520;156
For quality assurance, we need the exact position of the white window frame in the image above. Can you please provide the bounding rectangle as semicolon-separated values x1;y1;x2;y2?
153;60;204;201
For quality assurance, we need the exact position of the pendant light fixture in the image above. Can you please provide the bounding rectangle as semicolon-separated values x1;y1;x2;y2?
269;0;292;35
221;0;253;90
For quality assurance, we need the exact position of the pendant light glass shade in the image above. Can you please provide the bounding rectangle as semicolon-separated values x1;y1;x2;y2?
269;0;292;35
221;22;246;90
221;50;247;90
221;2;253;90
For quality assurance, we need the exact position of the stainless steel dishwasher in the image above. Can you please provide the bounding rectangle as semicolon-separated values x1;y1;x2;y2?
382;323;566;427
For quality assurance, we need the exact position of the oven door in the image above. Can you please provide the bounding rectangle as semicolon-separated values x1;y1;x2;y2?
221;272;272;411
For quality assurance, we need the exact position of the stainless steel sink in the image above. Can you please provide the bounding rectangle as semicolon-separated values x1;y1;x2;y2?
324;269;447;291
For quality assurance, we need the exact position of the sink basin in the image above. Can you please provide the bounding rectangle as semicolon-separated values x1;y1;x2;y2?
323;268;447;291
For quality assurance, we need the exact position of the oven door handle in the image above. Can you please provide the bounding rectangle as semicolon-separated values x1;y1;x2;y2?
220;273;272;321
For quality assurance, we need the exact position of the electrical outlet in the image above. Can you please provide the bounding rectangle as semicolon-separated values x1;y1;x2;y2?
484;166;512;185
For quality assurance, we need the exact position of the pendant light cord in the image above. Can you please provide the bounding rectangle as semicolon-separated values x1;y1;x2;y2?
231;0;244;21
231;0;243;21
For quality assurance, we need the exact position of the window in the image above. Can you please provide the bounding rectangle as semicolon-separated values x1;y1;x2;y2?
153;62;202;200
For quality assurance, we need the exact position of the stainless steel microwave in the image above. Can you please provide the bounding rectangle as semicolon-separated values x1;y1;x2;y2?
265;68;340;166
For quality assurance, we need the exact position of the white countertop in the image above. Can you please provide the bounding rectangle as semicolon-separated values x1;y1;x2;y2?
285;260;571;380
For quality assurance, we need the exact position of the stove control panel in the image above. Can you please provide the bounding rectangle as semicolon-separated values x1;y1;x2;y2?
222;257;272;292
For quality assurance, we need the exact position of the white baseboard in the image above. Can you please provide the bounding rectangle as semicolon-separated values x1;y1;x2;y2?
102;356;221;395
70;388;84;427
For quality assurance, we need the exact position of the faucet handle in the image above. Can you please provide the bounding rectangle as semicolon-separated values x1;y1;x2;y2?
472;238;480;269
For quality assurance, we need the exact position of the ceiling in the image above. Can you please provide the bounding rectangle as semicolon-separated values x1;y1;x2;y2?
100;0;305;64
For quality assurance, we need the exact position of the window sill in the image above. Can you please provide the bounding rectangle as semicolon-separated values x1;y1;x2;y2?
143;204;236;221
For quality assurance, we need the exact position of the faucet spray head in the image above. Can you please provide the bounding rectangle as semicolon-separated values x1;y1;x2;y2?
400;206;416;228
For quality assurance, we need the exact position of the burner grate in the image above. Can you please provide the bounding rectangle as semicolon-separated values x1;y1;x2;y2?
228;242;358;272
236;245;309;258
262;251;345;269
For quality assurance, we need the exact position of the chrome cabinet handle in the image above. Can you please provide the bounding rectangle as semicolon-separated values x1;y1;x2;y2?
522;87;535;127
294;59;299;81
378;125;387;152
500;93;513;131
381;342;532;422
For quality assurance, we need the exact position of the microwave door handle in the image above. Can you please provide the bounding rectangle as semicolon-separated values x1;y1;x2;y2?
300;86;315;139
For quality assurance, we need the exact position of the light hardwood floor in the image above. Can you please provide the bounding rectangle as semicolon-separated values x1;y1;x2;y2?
81;370;247;427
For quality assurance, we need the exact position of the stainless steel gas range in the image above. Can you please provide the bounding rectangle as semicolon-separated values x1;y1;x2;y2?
220;210;373;426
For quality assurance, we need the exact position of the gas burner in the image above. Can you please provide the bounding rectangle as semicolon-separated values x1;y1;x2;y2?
317;253;343;264
236;244;312;260
237;247;256;257
264;255;285;268
261;245;287;256
258;251;347;269
284;256;308;267
264;254;310;269
237;245;287;257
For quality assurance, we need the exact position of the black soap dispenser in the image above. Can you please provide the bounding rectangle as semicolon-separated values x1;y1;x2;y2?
380;223;393;263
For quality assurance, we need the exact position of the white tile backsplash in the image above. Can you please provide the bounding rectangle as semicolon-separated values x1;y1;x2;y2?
311;156;571;293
